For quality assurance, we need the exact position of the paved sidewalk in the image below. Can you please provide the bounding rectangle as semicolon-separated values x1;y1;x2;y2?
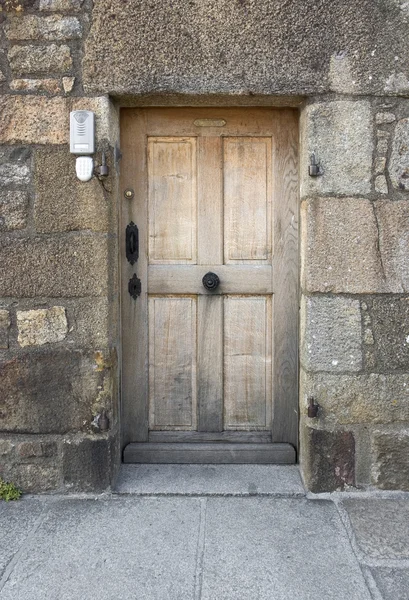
1;466;408;599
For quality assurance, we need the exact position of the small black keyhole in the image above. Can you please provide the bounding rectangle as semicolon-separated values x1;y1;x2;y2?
129;231;136;255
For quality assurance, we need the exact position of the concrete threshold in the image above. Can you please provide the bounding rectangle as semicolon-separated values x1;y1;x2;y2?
114;464;306;497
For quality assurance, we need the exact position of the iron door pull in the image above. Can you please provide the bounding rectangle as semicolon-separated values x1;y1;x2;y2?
202;272;220;291
126;222;139;265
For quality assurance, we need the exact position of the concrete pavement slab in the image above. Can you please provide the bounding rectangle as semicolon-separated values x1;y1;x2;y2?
201;498;372;600
0;497;201;600
342;499;409;559
115;464;305;496
370;567;409;600
0;499;45;577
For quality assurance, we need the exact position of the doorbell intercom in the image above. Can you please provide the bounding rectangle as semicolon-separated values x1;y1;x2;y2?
70;110;95;182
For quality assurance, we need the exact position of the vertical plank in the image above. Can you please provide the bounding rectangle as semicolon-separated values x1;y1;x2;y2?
148;137;197;263
149;297;197;430
272;109;299;448
224;296;272;430
120;108;149;443
197;295;223;432
224;137;272;263
197;136;223;265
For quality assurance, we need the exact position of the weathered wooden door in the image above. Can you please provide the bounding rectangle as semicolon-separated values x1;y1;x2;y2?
121;108;298;463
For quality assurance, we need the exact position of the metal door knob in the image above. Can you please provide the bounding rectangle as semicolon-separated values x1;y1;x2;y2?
202;272;220;291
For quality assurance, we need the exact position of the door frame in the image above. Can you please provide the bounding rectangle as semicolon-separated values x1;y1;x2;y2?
119;104;300;457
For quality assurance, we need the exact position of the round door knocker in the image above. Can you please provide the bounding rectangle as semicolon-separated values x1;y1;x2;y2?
202;272;220;291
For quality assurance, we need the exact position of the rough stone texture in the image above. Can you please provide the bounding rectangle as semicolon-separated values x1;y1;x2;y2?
0;190;29;231
0;439;14;456
11;464;60;492
34;146;110;233
66;298;112;348
0;235;112;297
40;0;83;10
370;568;409;600
375;174;388;194
300;370;409;425
10;78;62;94
0;95;117;145
300;101;373;197
0;310;11;349
8;44;73;75
17;441;57;458
83;0;409;97
374;157;386;173
0;162;30;186
17;306;68;347
300;296;362;372
343;499;409;559
62;436;111;491
389;118;409;190
371;430;409;490
301;198;385;293
367;297;409;371
377;137;389;154
376;200;409;292
62;75;74;93
0;69;6;83
5;16;82;41
301;427;355;492
375;112;396;124
0;349;111;433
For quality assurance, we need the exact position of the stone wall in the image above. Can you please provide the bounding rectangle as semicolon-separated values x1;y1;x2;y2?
0;0;409;493
0;0;120;492
300;98;409;492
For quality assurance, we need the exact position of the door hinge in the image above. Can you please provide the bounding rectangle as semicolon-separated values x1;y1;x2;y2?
126;222;139;265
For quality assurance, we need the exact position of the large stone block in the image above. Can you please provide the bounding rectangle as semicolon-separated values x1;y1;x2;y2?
300;296;362;372
5;15;82;41
10;78;62;94
65;298;115;348
0;234;111;297
0;191;29;231
0;310;11;349
367;297;409;371
300;370;409;425
62;436;111;492
17;306;68;347
82;1;409;97
389;118;409;191
0;350;111;434
34;146;110;233
0;96;116;145
301;197;385;293
8;44;73;75
376;200;409;292
371;430;409;490
0;163;30;187
11;464;60;493
301;427;355;492
300;101;373;197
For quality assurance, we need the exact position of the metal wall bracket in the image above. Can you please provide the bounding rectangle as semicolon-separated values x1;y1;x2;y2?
128;273;141;299
126;221;139;265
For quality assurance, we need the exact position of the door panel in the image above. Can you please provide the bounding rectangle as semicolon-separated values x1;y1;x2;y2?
148;296;197;430
224;137;272;263
224;296;272;430
120;107;299;463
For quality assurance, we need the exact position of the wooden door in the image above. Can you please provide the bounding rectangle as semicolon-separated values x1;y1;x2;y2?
120;108;298;464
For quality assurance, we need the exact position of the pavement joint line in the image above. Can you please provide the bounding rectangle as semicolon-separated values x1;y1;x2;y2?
194;498;207;600
333;499;383;600
360;566;385;600
0;501;50;593
111;491;307;498
306;490;409;501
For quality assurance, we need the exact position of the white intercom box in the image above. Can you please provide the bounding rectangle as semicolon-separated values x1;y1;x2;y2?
70;110;95;155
